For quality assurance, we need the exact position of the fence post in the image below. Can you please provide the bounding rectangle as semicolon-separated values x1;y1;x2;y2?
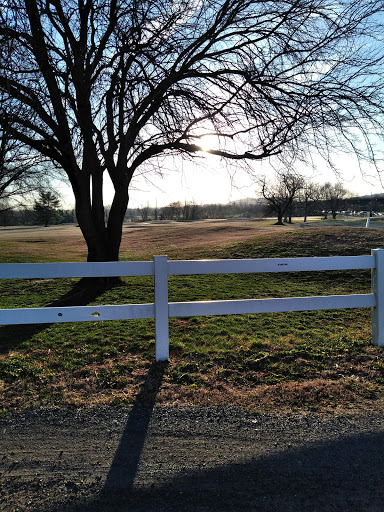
154;255;169;361
372;248;384;346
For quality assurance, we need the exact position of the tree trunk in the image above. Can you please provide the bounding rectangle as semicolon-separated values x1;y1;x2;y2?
73;169;129;263
107;184;129;262
75;194;110;262
70;169;129;292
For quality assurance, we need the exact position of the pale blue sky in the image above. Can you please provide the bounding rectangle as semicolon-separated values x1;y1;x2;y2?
59;151;384;210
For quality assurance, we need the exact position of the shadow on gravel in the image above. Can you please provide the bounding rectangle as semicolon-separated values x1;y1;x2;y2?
53;427;384;512
102;360;168;491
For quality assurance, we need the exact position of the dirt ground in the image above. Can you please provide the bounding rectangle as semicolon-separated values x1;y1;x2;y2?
1;405;384;512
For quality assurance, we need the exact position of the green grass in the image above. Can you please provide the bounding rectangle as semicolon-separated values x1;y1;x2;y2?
1;226;384;412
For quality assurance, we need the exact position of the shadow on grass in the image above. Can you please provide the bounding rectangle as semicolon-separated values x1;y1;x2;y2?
0;277;125;353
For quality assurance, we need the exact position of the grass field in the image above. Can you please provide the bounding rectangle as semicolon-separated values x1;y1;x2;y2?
1;220;384;413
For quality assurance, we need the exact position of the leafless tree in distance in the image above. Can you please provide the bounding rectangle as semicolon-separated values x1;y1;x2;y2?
320;182;351;219
1;0;384;263
300;181;322;223
258;172;304;225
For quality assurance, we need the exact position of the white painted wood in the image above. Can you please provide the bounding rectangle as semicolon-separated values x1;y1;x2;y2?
0;253;379;352
0;255;374;280
372;249;384;346
169;294;375;317
168;255;374;275
154;256;169;361
0;261;154;279
0;304;154;325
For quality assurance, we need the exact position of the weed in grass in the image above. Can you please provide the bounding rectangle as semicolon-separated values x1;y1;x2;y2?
0;354;56;382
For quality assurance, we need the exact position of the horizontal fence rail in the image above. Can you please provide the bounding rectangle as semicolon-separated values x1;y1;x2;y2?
168;294;376;317
1;250;383;361
1;304;155;324
168;255;375;275
0;261;154;279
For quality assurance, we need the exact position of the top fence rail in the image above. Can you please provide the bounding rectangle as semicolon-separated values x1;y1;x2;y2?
0;255;375;279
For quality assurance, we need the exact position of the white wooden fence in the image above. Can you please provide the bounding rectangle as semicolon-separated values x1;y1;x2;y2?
1;249;384;361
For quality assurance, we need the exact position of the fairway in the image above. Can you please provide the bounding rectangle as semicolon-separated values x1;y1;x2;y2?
0;217;379;261
1;221;384;413
0;218;303;262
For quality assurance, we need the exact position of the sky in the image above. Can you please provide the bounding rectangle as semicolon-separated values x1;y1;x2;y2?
59;150;384;210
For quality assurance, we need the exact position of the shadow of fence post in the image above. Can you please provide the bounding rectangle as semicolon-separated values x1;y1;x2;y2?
102;360;168;491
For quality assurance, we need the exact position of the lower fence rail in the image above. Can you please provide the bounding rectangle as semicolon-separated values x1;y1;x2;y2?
0;303;155;324
168;294;376;317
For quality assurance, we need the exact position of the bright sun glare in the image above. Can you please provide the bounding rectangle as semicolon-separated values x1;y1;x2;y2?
194;128;219;152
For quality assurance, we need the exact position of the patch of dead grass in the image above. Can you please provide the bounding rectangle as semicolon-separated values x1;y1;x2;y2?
2;354;383;414
0;220;298;262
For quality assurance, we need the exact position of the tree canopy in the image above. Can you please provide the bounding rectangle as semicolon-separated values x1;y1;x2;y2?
0;122;50;208
1;0;384;261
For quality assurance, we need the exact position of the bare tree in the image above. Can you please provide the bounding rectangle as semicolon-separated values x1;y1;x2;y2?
1;1;384;264
161;201;183;221
258;172;304;225
0;122;51;209
183;201;201;221
300;181;322;223
320;182;351;219
139;204;150;222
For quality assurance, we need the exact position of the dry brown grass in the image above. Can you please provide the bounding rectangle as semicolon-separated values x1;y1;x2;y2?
2;345;383;413
0;219;300;261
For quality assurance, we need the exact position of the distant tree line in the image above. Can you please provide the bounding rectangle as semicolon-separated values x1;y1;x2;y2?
1;178;383;228
257;173;384;224
127;199;266;223
0;207;76;227
127;178;384;225
0;190;75;227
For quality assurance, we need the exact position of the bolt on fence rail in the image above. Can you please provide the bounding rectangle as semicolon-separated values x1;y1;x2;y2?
0;249;383;361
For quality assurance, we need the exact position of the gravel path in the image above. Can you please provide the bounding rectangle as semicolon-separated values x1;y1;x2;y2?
1;406;384;511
